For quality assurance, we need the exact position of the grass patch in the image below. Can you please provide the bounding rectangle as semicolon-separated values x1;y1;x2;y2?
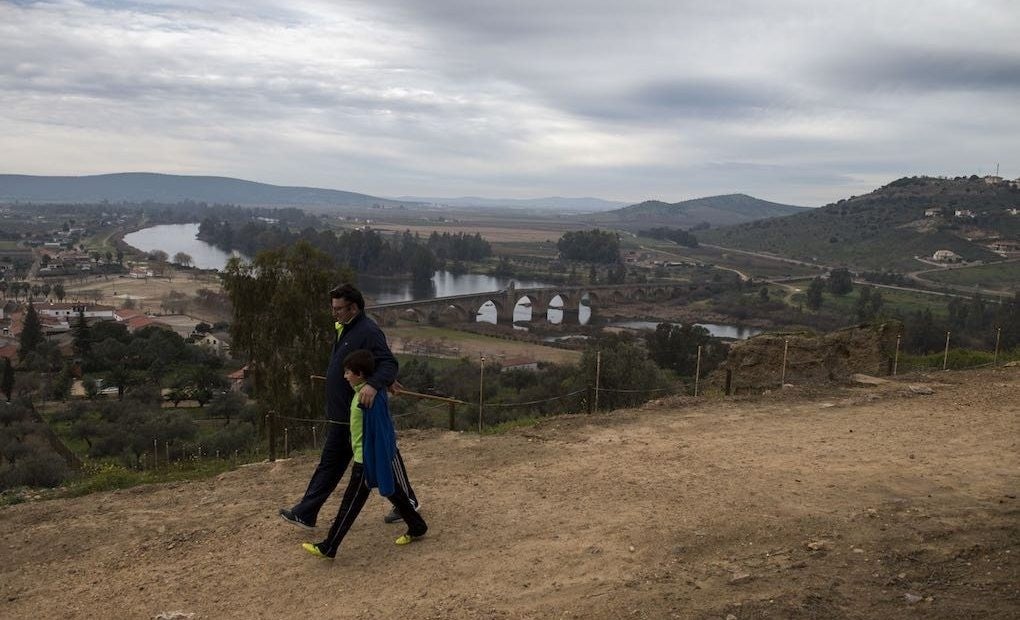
897;348;1020;372
785;280;951;318
481;415;543;434
918;261;1020;292
62;458;245;498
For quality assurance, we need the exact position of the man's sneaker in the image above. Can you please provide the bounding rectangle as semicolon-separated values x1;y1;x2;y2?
301;542;333;560
279;508;315;530
384;501;421;524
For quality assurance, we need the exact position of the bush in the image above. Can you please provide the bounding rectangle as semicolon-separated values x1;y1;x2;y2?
0;448;70;489
69;462;140;495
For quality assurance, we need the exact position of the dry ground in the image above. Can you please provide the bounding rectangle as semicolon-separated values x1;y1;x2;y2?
1;367;1017;619
63;272;227;323
386;324;583;365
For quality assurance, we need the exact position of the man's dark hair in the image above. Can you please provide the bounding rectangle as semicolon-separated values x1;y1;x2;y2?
343;349;375;377
329;283;365;311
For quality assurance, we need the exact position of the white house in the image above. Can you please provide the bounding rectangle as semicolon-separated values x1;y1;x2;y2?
34;302;116;320
924;208;940;217
199;331;232;358
500;357;540;372
954;209;975;218
932;250;962;262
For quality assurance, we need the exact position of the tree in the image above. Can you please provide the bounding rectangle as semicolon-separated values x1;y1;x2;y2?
1;357;14;402
557;229;621;263
645;323;727;378
222;241;346;426
173;252;193;268
53;282;66;302
18;303;44;361
805;277;825;311
868;289;884;320
573;333;673;411
72;310;92;364
854;286;873;322
828;268;854;296
207;391;249;425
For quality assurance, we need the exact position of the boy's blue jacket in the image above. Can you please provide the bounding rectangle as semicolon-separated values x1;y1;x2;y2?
362;389;398;497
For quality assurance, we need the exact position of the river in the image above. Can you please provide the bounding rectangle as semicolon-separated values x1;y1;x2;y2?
122;223;245;270
121;222;752;333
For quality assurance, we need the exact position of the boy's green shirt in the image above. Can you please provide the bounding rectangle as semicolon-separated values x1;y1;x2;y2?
350;381;364;463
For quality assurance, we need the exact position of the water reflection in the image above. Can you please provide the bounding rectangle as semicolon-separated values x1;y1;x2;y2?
360;272;555;304
609;320;761;340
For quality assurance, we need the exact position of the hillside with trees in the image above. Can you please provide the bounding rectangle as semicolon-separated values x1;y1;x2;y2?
586;193;809;230
699;176;1020;271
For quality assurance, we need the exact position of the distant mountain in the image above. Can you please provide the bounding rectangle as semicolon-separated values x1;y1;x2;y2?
0;173;413;208
393;195;629;212
698;176;1020;271
587;193;810;229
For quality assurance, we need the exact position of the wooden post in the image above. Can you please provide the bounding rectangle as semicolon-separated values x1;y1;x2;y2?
153;438;158;468
994;327;1002;365
942;331;951;371
893;334;901;376
268;411;277;462
448;402;456;431
478;355;485;433
694;345;702;397
780;338;790;387
725;369;732;396
284;427;289;458
586;386;594;414
594;350;602;412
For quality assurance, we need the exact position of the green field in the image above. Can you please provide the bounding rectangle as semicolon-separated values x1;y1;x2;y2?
918;261;1020;293
785;279;953;317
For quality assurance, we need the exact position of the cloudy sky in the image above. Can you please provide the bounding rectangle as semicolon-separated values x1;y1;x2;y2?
2;0;1018;207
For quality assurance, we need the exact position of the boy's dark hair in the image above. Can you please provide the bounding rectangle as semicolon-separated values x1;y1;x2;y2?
329;283;365;311
343;349;375;377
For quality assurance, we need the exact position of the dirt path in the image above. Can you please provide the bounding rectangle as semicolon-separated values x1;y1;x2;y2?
2;368;1017;619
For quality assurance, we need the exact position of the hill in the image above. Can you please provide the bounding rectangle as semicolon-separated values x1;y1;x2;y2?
0;173;413;208
699;176;1020;272
2;366;1017;619
586;193;810;230
394;195;629;212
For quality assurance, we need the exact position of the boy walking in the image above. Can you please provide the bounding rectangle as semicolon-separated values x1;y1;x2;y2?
303;350;427;559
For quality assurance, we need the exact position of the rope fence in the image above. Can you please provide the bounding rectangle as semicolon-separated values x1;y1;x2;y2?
125;325;1016;465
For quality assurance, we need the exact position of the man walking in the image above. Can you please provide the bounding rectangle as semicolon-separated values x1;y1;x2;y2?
279;283;419;528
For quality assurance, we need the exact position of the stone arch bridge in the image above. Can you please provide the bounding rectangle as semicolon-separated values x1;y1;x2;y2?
367;282;687;326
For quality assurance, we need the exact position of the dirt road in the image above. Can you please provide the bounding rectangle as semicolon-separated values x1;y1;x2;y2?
1;367;1017;619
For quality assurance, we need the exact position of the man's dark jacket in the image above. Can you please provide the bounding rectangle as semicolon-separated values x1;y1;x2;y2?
324;312;398;422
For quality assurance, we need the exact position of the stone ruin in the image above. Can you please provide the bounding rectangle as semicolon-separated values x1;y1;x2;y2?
707;321;903;393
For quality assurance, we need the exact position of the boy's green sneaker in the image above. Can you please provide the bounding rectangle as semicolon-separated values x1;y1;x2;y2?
302;542;333;559
395;533;423;546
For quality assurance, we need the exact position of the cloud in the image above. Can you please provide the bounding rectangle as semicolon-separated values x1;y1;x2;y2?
0;0;1018;206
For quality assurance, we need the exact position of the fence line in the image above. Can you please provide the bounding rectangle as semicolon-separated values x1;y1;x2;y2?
136;327;1018;466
